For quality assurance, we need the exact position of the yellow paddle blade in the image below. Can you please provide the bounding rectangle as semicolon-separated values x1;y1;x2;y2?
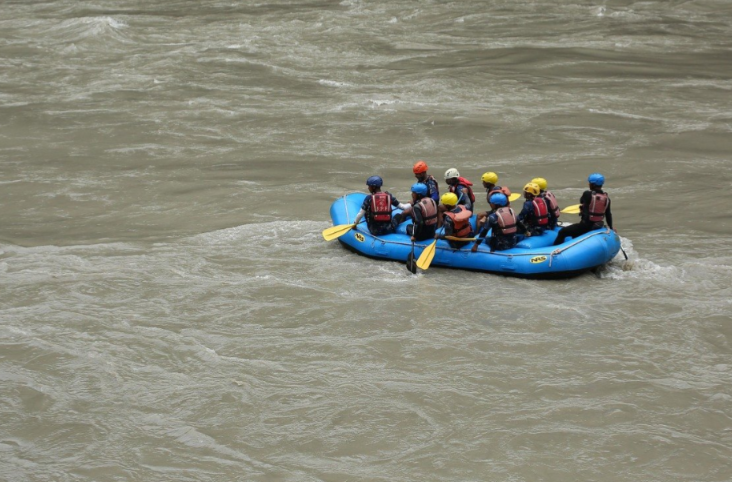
561;204;581;214
322;223;355;241
416;240;437;270
508;193;521;202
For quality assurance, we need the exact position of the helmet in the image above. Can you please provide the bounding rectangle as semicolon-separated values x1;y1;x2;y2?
489;192;508;207
444;168;460;180
531;177;547;191
366;175;383;187
411;183;428;196
481;172;498;184
413;160;428;174
440;192;458;206
523;182;540;196
588;173;605;186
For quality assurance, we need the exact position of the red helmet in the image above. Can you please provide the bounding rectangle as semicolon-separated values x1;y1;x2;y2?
413;160;428;174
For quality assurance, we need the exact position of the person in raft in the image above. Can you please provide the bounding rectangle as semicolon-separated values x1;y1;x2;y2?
553;173;614;246
394;183;439;242
352;176;411;236
476;171;513;234
531;177;560;230
471;192;518;253
412;160;440;202
444;168;475;212
517;182;554;236
436;192;473;249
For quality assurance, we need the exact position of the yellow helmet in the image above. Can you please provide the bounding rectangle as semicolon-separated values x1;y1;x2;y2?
481;172;498;184
523;182;540;197
531;177;547;191
440;192;459;206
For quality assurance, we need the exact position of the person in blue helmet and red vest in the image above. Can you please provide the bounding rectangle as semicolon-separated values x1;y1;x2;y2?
471;192;518;253
517;182;554;236
397;183;438;241
436;192;474;249
352;176;411;236
553;173;614;245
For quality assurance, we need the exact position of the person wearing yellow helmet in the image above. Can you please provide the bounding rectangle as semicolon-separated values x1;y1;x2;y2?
516;182;554;236
553;173;614;246
412;160;440;202
437;192;474;249
531;177;560;229
352;176;412;235
476;171;513;233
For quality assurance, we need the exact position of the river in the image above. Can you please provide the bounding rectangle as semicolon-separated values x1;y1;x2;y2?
1;1;731;481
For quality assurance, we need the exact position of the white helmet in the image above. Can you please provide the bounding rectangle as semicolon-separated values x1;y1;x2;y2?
444;168;460;180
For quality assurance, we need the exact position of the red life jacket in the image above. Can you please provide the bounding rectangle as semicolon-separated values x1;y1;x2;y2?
370;192;392;222
531;197;550;226
587;192;609;223
542;191;560;218
449;177;475;204
417;198;438;226
494;207;517;235
444;205;472;238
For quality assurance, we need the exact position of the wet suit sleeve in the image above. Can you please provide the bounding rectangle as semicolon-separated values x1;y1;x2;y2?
442;217;453;237
354;195;371;224
456;186;472;211
429;179;440;202
579;191;592;222
476;213;494;244
413;204;424;225
605;198;613;229
517;200;532;222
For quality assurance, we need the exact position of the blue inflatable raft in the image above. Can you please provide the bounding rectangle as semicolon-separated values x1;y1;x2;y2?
329;193;622;279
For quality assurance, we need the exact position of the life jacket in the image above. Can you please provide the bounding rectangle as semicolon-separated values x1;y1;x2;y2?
531;196;550;226
417;197;438;226
370;192;392;222
494;207;517;235
449;177;475;204
587;191;609;223
542;191;560;218
424;175;439;199
487;185;512;203
444;205;472;238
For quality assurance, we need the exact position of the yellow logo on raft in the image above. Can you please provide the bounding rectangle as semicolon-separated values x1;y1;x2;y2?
530;255;547;264
355;233;365;242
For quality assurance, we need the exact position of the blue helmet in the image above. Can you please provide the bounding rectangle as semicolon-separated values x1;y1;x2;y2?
366;175;383;187
588;173;605;186
489;192;508;207
410;183;428;196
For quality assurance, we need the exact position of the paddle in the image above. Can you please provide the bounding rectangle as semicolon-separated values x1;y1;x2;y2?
322;220;364;241
620;246;628;260
415;240;437;270
323;204;404;241
508;193;521;202
406;239;417;274
444;235;478;241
